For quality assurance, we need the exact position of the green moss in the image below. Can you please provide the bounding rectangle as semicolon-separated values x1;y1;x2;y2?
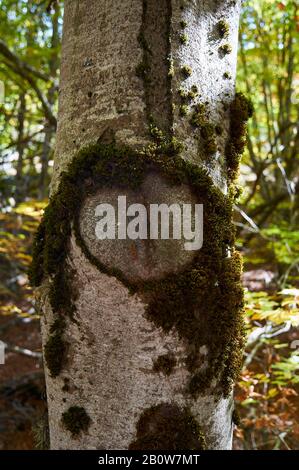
190;104;217;156
217;20;229;38
136;62;150;81
181;65;192;78
46;316;66;378
223;72;231;80
30;139;245;392
179;85;199;103
168;58;174;77
225;92;253;180
232;408;241;426
61;406;91;437
62;377;70;392
48;265;76;318
153;353;176;376
179;104;188;117
188;84;199;100
179;33;189;45
44;329;65;378
178;87;188;100
190;103;206;127
129;404;206;450
219;44;232;55
33;412;50;450
28;222;45;286
215;124;223;136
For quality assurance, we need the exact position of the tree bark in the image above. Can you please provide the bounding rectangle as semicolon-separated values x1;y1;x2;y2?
40;0;244;450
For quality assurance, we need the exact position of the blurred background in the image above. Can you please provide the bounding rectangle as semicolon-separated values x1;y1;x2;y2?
0;0;298;450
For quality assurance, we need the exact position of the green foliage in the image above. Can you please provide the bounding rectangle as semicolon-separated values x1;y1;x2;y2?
262;224;299;271
245;288;299;326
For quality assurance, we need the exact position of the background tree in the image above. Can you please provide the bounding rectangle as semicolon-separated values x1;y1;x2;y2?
0;0;60;207
236;0;299;284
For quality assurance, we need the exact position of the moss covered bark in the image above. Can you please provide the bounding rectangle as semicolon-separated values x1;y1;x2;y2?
29;113;250;393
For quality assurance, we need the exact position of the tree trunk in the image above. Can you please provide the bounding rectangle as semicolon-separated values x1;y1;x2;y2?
33;0;248;450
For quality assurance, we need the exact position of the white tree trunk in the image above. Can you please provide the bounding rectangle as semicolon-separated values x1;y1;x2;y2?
41;0;243;450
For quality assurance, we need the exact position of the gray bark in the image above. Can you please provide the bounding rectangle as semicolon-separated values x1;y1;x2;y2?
43;0;242;450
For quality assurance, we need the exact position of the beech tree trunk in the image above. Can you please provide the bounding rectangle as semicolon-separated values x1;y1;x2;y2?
40;0;245;450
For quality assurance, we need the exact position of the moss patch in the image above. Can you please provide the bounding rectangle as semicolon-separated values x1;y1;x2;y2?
153;353;176;376
136;0;173;133
225;92;254;181
61;406;91;437
129;403;206;450
29;138;245;393
190;104;217;157
44;333;65;378
223;71;231;80
179;33;189;45
44;316;66;377
181;65;192;78
217;20;229;38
